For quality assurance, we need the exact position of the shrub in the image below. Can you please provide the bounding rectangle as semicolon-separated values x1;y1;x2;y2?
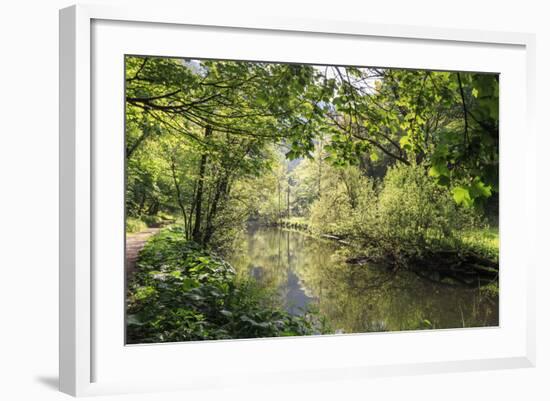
308;163;485;268
310;166;377;238
374;163;479;262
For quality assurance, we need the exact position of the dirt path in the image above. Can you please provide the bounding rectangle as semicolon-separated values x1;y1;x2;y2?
126;228;161;278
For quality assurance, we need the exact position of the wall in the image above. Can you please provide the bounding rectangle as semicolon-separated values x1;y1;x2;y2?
0;0;547;399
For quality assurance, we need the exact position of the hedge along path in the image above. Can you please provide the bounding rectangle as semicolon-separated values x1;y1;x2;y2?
126;228;161;278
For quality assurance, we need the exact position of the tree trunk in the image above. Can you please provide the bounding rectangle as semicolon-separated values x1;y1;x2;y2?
192;125;212;244
277;179;281;220
203;173;229;245
317;137;323;197
170;157;189;239
287;177;291;219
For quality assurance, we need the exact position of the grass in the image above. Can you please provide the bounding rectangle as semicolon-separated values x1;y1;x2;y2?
126;217;148;234
126;212;177;234
459;226;499;261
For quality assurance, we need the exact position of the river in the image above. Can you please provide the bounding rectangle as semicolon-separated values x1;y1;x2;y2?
228;226;498;334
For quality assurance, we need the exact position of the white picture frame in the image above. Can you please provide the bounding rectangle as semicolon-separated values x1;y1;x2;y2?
59;3;536;397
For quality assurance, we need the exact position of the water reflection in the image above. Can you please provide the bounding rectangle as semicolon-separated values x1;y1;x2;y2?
227;226;498;333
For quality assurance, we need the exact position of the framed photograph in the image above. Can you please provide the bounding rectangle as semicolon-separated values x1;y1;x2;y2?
59;4;536;396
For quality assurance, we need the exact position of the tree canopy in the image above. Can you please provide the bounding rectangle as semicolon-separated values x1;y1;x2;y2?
125;56;498;248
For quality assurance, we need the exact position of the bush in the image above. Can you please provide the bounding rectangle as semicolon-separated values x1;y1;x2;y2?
374;163;479;262
308;163;485;267
310;166;377;238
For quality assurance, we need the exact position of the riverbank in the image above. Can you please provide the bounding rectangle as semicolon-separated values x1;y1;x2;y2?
126;227;329;344
263;218;499;287
264;217;351;245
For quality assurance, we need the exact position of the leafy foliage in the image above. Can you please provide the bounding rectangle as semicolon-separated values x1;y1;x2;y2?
373;163;481;263
124;57;500;342
306;162;490;268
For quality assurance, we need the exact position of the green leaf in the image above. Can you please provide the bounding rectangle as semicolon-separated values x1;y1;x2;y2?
399;135;412;151
428;161;449;178
187;293;203;301
127;314;144;326
181;278;199;291
469;178;492;199
452;186;474;207
220;310;233;318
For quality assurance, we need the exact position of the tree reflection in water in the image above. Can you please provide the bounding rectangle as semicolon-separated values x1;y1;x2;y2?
228;226;498;334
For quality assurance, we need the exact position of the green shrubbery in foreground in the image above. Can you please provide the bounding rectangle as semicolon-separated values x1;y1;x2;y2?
127;228;328;343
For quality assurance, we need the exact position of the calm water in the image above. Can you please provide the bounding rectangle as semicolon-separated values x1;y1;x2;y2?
228;226;498;334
